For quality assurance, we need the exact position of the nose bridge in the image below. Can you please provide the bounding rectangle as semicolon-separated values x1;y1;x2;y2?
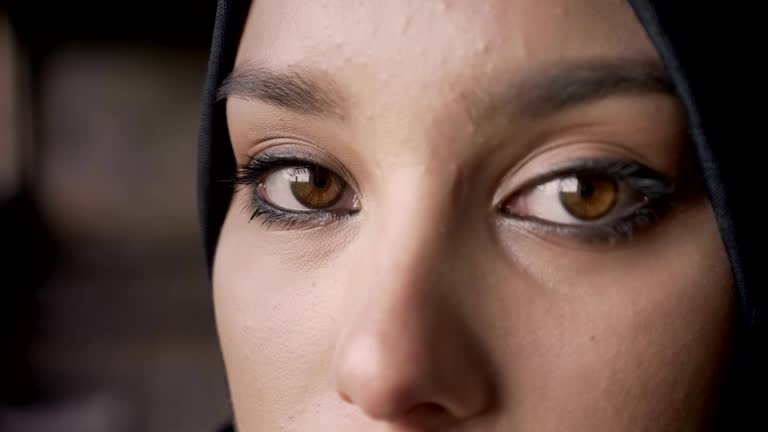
372;157;464;267
332;168;493;425
354;165;460;334
342;171;457;362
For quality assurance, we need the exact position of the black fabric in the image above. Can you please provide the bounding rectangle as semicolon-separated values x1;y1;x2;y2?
627;2;763;428
198;1;763;429
198;0;250;270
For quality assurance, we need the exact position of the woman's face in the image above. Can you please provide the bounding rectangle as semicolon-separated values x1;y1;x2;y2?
214;1;735;430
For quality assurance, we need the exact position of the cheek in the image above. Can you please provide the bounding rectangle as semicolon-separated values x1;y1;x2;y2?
213;202;344;425
488;202;734;429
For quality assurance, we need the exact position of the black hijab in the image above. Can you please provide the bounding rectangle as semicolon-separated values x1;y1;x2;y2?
198;1;763;429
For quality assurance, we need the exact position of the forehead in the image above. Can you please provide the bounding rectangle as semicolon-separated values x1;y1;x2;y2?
235;0;658;75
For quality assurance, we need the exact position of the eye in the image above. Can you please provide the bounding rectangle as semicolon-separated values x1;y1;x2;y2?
503;174;650;225
257;164;359;212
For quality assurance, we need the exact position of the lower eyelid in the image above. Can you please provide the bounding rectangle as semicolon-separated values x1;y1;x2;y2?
244;181;360;228
246;200;350;229
499;215;637;247
498;192;669;244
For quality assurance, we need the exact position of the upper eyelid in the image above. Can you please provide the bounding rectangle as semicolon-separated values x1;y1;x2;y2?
232;155;325;189
500;160;671;201
236;152;671;210
240;148;362;195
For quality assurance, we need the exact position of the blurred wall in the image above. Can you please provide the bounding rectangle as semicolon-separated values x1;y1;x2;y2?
1;3;230;431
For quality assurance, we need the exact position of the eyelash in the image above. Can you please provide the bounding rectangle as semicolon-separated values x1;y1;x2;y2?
230;153;356;229
230;154;676;242
499;160;674;244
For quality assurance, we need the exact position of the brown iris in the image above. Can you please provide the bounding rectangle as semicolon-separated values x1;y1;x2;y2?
289;166;345;209
559;175;618;220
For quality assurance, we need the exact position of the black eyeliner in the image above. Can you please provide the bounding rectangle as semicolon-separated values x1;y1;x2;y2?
230;153;317;188
233;153;676;241
512;159;674;200
511;205;666;244
502;159;676;244
229;151;357;228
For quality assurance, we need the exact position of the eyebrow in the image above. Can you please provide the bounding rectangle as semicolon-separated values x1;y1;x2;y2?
506;59;674;118
217;65;347;119
218;59;673;122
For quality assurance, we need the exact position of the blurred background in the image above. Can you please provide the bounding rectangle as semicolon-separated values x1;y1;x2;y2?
1;1;231;431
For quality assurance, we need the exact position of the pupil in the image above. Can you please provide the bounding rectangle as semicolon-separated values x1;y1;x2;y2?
312;170;328;188
578;179;595;198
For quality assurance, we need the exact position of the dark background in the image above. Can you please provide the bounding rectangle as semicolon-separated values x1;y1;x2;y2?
1;1;231;430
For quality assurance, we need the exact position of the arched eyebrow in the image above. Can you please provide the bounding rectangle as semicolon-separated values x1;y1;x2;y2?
217;65;348;120
217;59;673;121
505;59;674;118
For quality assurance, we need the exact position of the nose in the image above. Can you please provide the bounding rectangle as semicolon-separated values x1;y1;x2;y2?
333;217;495;429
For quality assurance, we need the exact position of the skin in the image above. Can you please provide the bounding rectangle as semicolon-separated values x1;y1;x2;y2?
214;1;735;431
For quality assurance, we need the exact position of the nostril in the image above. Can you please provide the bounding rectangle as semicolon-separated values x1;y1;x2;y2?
398;402;454;429
405;402;449;419
403;402;451;427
